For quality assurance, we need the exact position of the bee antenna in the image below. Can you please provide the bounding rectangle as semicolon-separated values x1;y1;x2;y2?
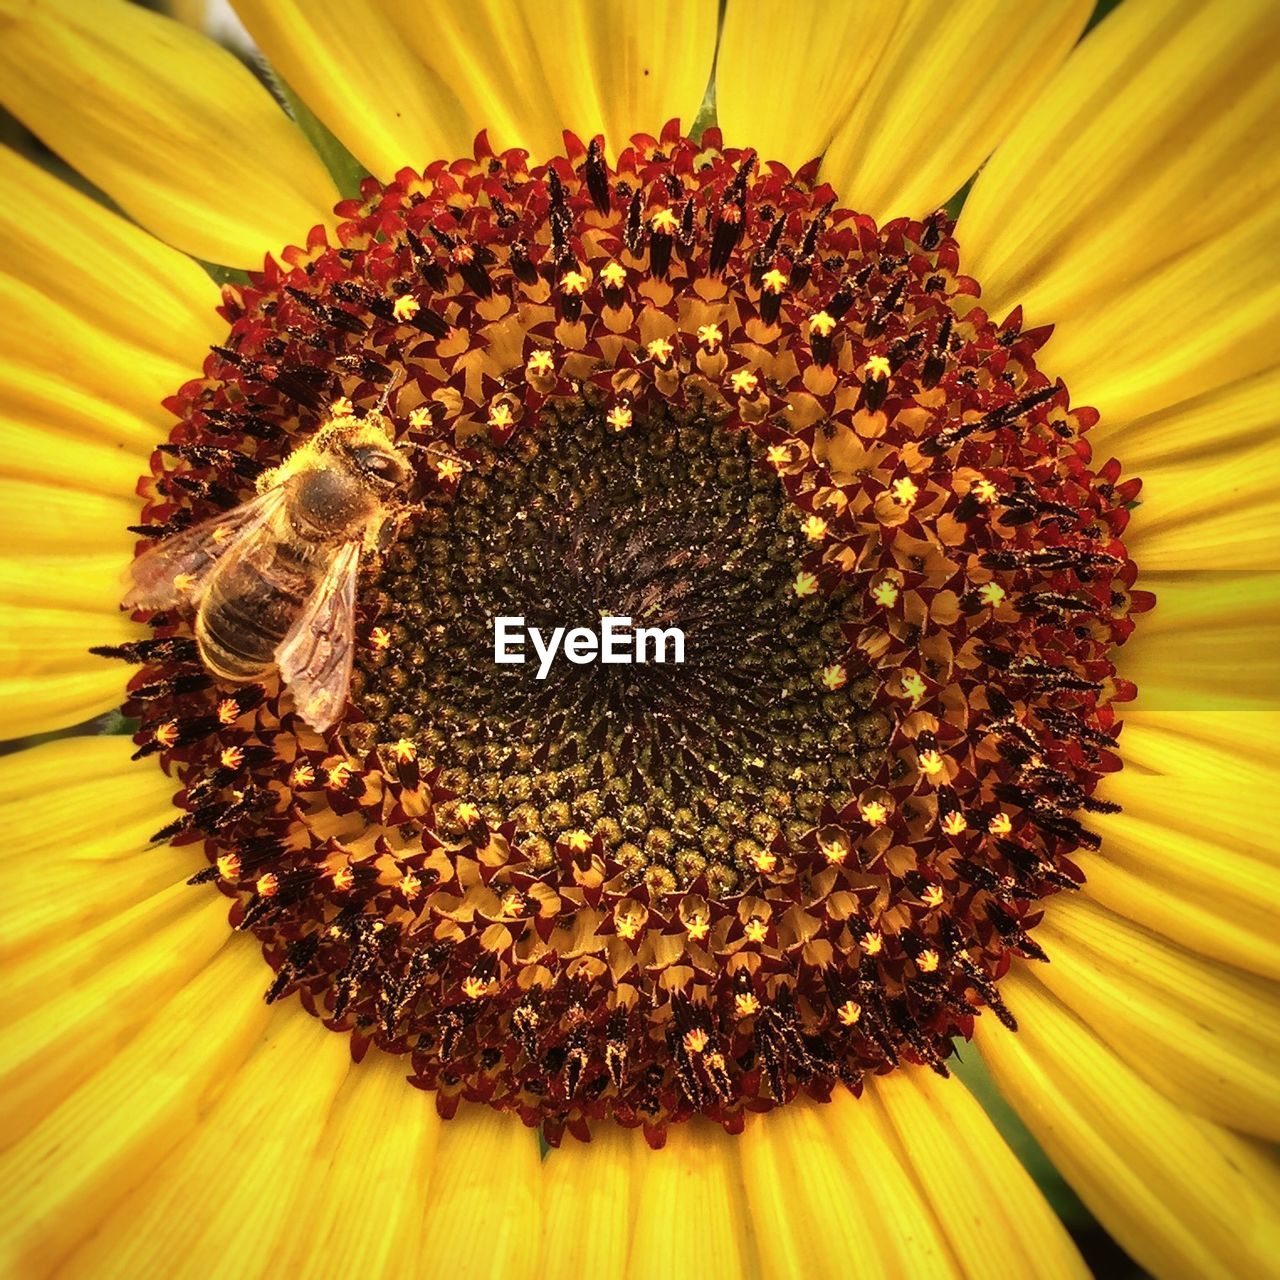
375;366;406;416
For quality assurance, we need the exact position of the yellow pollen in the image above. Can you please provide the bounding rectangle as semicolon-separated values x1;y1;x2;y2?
942;811;967;836
564;829;592;852
973;477;999;504
891;477;919;506
762;268;788;294
871;580;900;608
697;323;724;351
331;866;353;891
290;762;316;788
730;368;759;395
392;738;417;763
793;570;819;597
217;698;241;726
979;582;1006;607
750;848;777;874
400;871;423;899
392;294;420;321
821;663;847;691
683;1028;710;1055
369;625;391;651
735;993;760;1017
808;311;836;337
860;800;888;827
434;456;465;483
863;355;891;379
860;930;884;956
408;405;435;430
923;883;945;908
990;811;1013;835
600;260;627;289
685;913;710;942
820;839;848;866
918;748;944;776
461;976;490;999
744;916;769;944
219;746;244;770
766;443;792;467
560;269;588;296
646;337;674;364
326;762;355;789
526;348;555;377
616;911;643;941
216;853;240;880
607;404;633;432
154;721;179;748
801;514;828;541
650;208;678;234
256;872;279;898
455;801;481;824
837;999;862;1026
488;400;515;429
172;572;197;594
917;949;941;974
899;670;927;703
330;396;354;417
210;525;234;544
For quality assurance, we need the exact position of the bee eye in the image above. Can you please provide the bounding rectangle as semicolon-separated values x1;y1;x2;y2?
353;447;402;483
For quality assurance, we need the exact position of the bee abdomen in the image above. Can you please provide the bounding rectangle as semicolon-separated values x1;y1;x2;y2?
198;548;318;682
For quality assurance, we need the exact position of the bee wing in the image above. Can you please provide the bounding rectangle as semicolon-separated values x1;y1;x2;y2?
123;487;287;611
275;539;361;734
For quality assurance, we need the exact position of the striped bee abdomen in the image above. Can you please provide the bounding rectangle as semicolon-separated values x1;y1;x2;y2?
196;532;327;682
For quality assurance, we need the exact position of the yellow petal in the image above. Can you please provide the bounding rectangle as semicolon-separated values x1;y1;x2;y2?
1119;710;1280;788
0;274;196;435
959;0;1280;424
1038;893;1280;1139
0;885;227;1150
0;737;182;965
0;146;223;367
820;0;1092;222
59;1005;351;1280
1076;848;1280;982
0;937;272;1276
521;0;717;153
1118;569;1280;711
821;1089;961;1277
740;1094;955;1279
273;1050;442;1279
0;0;338;266
375;0;576;160
0;591;136;736
1100;763;1275;865
232;0;476;178
628;1118;755;1280
540;1125;637;1280
976;970;1280;1280
1097;369;1280;573
716;0;898;171
417;1104;544;1280
869;1069;1089;1280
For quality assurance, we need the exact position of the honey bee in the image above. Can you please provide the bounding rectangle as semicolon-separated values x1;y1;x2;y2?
123;410;413;733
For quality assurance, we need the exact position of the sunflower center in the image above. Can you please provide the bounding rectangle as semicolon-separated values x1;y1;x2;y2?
350;399;883;893
100;122;1145;1147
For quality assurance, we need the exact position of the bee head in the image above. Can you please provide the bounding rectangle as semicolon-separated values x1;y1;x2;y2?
317;413;412;492
348;436;411;491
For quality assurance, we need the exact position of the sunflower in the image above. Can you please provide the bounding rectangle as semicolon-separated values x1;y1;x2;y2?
1;0;1278;1276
